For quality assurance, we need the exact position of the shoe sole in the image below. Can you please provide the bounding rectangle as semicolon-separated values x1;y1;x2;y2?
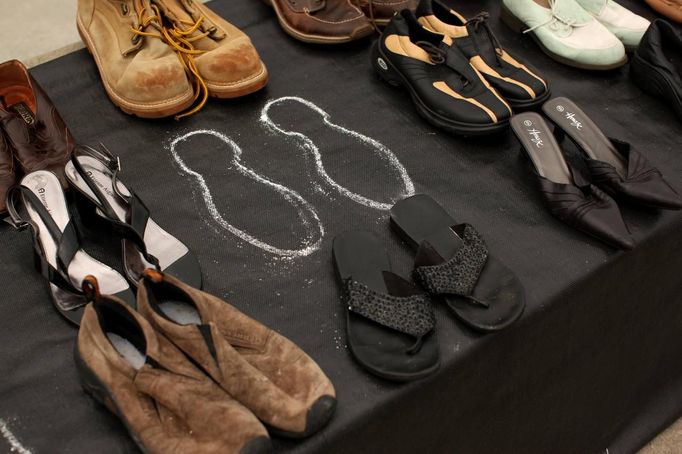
207;62;270;99
372;43;509;136
77;18;195;119
500;3;628;71
630;53;682;121
506;86;552;111
261;0;374;44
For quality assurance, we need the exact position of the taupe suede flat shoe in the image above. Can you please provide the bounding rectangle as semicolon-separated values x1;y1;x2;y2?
75;276;272;454
136;270;337;439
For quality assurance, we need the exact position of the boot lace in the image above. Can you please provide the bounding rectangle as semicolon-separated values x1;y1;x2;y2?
466;12;504;66
523;0;590;36
415;41;470;88
129;1;210;120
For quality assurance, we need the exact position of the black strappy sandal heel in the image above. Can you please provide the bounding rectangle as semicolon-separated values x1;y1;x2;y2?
390;194;525;332
63;145;202;288
5;170;135;325
333;231;440;382
542;97;682;210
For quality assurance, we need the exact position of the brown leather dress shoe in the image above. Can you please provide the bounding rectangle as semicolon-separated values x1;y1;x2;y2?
0;60;74;188
76;278;272;454
154;0;268;108
265;0;374;43
0;131;15;213
136;270;337;438
352;0;418;27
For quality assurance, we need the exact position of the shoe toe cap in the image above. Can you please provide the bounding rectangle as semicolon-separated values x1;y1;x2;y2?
195;37;265;86
116;55;192;104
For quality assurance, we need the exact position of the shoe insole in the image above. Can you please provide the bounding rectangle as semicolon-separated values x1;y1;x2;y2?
390;194;525;332
333;231;389;294
391;194;465;260
20;171;130;298
65;156;189;270
0;84;35;113
158;300;202;326
107;333;146;370
543;97;627;177
511;112;572;184
332;231;440;381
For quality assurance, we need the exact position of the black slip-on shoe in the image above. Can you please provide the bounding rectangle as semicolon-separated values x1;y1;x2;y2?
415;0;550;110
371;10;512;136
631;19;682;122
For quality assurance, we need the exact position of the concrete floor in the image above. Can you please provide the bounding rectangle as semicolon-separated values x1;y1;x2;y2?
0;1;679;452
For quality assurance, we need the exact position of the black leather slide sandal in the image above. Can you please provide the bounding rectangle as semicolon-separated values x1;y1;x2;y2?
542;97;682;210
332;231;439;381
390;194;525;332
511;112;634;250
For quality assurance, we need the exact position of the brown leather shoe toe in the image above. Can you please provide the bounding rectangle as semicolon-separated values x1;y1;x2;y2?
76;278;271;454
0;60;73;187
353;0;418;26
154;0;268;100
267;0;374;44
136;270;337;438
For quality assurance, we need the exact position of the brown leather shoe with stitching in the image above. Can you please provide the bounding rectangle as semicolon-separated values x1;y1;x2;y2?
136;270;337;439
352;0;418;27
0;130;15;213
76;277;272;454
265;0;374;44
0;60;74;189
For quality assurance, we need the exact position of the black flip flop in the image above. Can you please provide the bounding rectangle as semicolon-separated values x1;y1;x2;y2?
332;231;439;382
390;195;525;332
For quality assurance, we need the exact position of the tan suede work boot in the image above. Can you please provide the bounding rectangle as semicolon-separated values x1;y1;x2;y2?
77;0;194;118
136;270;337;439
152;0;268;105
75;277;272;454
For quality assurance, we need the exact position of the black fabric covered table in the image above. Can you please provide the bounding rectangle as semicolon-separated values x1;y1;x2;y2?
1;1;681;453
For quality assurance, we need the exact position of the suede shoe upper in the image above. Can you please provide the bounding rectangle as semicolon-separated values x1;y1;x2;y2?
76;291;271;454
136;271;337;438
416;0;549;107
0;60;73;188
153;0;268;99
77;0;194;117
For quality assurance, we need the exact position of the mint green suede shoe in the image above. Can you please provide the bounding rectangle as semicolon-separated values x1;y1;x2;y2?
501;0;627;70
575;0;650;51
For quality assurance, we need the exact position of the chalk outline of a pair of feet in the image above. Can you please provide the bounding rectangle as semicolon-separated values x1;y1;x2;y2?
169;96;415;258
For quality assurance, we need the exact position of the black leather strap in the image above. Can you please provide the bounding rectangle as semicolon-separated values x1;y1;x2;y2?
69;145;160;269
5;185;82;295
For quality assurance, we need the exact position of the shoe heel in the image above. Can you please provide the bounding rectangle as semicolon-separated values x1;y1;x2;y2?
500;3;527;34
371;42;402;87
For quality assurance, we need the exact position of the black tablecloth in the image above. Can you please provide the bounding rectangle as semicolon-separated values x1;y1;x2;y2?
1;1;681;453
